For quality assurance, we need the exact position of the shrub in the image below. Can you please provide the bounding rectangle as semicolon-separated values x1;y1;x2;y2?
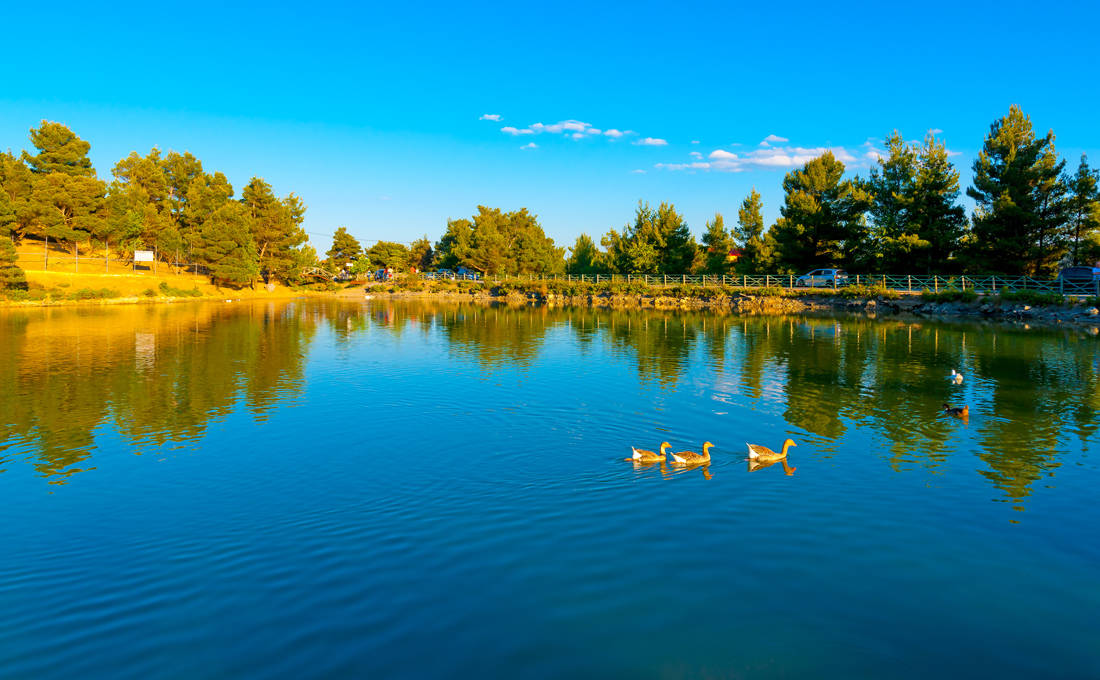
838;285;900;300
67;287;121;300
158;281;204;297
921;289;978;303
143;288;158;297
996;289;1064;306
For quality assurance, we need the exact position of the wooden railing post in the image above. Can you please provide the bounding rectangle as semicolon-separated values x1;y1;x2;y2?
907;275;911;292
934;275;939;293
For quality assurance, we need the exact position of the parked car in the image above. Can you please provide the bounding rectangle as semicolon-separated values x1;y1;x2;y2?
456;267;482;281
1056;266;1100;286
435;269;456;280
796;268;849;288
422;271;437;280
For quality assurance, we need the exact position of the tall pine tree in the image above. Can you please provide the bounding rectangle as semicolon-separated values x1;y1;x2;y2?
733;189;773;273
196;202;259;286
701;213;732;274
1064;155;1100;266
770;152;869;272
967;105;1067;276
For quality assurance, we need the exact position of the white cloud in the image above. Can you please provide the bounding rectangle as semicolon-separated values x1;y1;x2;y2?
929;128;944;135
520;142;538;150
655;161;711;171
630;169;646;174
691;140;700;145
660;145;861;173
479;114;501;121
633;137;668;146
760;134;789;146
689;151;703;159
603;129;624;138
501;126;534;136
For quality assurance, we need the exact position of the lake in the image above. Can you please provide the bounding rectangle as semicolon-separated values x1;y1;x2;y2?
1;299;1098;678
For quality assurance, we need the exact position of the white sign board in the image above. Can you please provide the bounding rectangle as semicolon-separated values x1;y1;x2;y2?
134;250;155;262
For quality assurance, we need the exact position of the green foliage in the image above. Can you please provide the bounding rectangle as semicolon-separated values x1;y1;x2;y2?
143;288;157;297
196;203;260;286
408;236;434;270
326;226;362;271
996;289;1065;306
837;285;900;300
602;201;697;274
920;289;978;303
867;132;968;273
701;212;733;274
967;105;1068;276
0;151;35;241
770;152;871;271
733;189;773;273
158;281;203;297
366;240;409;270
565;233;607;275
30;172;107;248
67;287;121;300
242;177;307;281
22;121;95;177
1064;154;1100;266
0;239;28;290
436;206;564;275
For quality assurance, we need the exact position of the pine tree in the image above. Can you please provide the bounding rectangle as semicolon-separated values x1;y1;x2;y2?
867;132;918;271
733;189;772;273
408;236;434;270
242;177;307;281
0;239;27;291
602;201;696;274
365;241;409;270
29;173;107;255
435;219;473;269
1064;155;1100;266
565;234;606;275
326;226;362;271
910;134;967;272
967;105;1068;276
0;152;35;242
196;203;259;286
701;213;732;274
770;152;869;271
21;121;95;177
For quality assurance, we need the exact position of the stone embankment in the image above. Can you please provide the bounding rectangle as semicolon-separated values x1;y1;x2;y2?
367;284;1100;330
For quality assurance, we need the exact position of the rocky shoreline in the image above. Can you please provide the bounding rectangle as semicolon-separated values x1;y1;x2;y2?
363;286;1100;331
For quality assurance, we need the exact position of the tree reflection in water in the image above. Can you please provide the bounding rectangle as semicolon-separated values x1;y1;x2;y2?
2;298;1097;507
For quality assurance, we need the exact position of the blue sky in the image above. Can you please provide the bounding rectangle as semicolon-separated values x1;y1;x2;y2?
2;1;1098;251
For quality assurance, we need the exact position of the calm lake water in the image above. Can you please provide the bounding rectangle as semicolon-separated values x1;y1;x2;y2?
1;299;1098;678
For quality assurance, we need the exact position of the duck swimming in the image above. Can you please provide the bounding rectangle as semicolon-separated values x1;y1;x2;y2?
627;442;670;462
746;438;797;462
943;403;969;418
950;369;964;384
669;442;713;465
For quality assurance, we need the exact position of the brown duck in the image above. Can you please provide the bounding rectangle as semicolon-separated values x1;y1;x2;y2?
627;442;670;462
746;438;797;463
669;442;713;465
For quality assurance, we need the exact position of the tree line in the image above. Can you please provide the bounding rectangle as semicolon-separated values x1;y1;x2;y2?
327;105;1099;279
0;121;314;287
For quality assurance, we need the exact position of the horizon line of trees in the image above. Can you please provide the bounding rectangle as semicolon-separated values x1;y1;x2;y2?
0;121;315;288
326;105;1099;280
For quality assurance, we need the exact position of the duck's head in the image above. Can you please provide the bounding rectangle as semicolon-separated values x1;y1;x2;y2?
702;441;714;452
660;441;671;451
783;438;798;449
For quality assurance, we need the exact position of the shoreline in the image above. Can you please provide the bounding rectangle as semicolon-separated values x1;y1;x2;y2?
6;282;1099;332
353;284;1100;331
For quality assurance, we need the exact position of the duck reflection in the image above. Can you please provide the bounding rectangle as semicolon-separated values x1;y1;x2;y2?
747;457;797;475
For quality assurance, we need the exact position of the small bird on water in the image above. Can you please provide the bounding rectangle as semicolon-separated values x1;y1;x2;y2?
746;438;797;463
669;442;713;465
950;369;964;384
943;403;969;418
627;442;670;462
